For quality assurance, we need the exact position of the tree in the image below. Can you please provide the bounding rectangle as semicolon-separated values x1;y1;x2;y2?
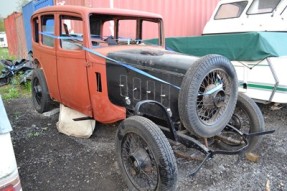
0;17;4;32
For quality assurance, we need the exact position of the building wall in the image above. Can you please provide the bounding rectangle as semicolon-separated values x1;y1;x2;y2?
54;0;219;37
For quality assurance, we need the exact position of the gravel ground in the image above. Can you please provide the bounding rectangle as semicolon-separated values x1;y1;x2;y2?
4;97;287;191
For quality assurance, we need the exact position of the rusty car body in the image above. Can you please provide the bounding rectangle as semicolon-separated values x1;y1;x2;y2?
31;5;272;190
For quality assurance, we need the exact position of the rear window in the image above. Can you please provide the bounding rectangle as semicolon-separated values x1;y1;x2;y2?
215;1;248;20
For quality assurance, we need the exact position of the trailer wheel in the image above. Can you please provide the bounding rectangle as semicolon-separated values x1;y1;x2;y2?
217;93;265;152
178;54;238;138
115;116;178;191
32;68;55;113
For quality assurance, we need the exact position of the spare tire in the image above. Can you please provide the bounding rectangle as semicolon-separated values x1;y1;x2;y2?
178;55;238;138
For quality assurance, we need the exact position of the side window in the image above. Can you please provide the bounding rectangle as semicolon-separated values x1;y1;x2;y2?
247;0;281;14
215;1;248;20
33;17;39;43
41;15;55;47
60;15;83;50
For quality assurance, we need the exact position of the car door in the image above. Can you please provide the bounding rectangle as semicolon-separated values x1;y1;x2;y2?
32;14;61;101
56;13;92;116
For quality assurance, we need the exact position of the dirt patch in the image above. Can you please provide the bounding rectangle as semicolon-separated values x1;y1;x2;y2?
5;97;287;190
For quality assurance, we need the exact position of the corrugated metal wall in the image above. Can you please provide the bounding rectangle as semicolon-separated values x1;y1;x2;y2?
22;2;34;53
34;0;54;10
54;0;219;37
110;0;219;37
5;0;219;58
15;15;28;58
4;12;21;57
4;13;27;58
55;0;86;6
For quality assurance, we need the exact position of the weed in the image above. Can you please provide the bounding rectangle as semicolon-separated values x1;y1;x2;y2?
24;81;32;93
28;131;40;137
2;87;20;100
0;71;32;100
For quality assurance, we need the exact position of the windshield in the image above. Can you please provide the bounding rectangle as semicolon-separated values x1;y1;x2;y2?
215;1;248;19
247;0;281;14
89;14;162;47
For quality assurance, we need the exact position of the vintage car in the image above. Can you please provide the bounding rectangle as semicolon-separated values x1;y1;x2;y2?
31;5;270;190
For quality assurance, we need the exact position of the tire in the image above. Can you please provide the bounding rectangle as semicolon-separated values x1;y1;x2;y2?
115;116;178;191
31;68;55;113
178;54;238;138
217;93;265;152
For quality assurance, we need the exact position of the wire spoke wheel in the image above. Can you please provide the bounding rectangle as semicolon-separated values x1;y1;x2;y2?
197;69;232;126
216;93;265;152
121;133;158;190
179;55;238;137
116;116;178;191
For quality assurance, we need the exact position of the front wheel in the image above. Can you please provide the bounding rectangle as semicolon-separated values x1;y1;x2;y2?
115;116;178;191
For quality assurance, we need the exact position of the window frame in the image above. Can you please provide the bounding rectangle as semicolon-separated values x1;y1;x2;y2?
40;14;55;48
247;0;282;15
214;1;248;20
59;14;85;51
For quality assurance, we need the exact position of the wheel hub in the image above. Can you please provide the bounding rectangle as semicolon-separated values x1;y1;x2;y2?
34;85;42;94
203;84;226;109
129;148;152;175
229;114;241;130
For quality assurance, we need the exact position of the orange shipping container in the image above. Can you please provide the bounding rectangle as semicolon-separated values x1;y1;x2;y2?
54;0;219;36
15;14;28;59
4;12;21;57
4;13;28;59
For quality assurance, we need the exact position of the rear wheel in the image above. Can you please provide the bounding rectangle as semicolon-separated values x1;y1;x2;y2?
216;93;265;152
32;68;55;113
179;55;238;138
115;116;178;191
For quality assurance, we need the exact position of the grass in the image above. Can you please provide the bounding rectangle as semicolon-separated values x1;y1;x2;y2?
0;48;15;60
0;48;31;100
0;82;31;100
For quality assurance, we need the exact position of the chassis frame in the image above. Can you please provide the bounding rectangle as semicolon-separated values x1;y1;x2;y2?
134;99;275;176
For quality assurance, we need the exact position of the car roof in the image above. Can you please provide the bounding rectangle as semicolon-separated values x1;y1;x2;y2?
33;5;163;19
